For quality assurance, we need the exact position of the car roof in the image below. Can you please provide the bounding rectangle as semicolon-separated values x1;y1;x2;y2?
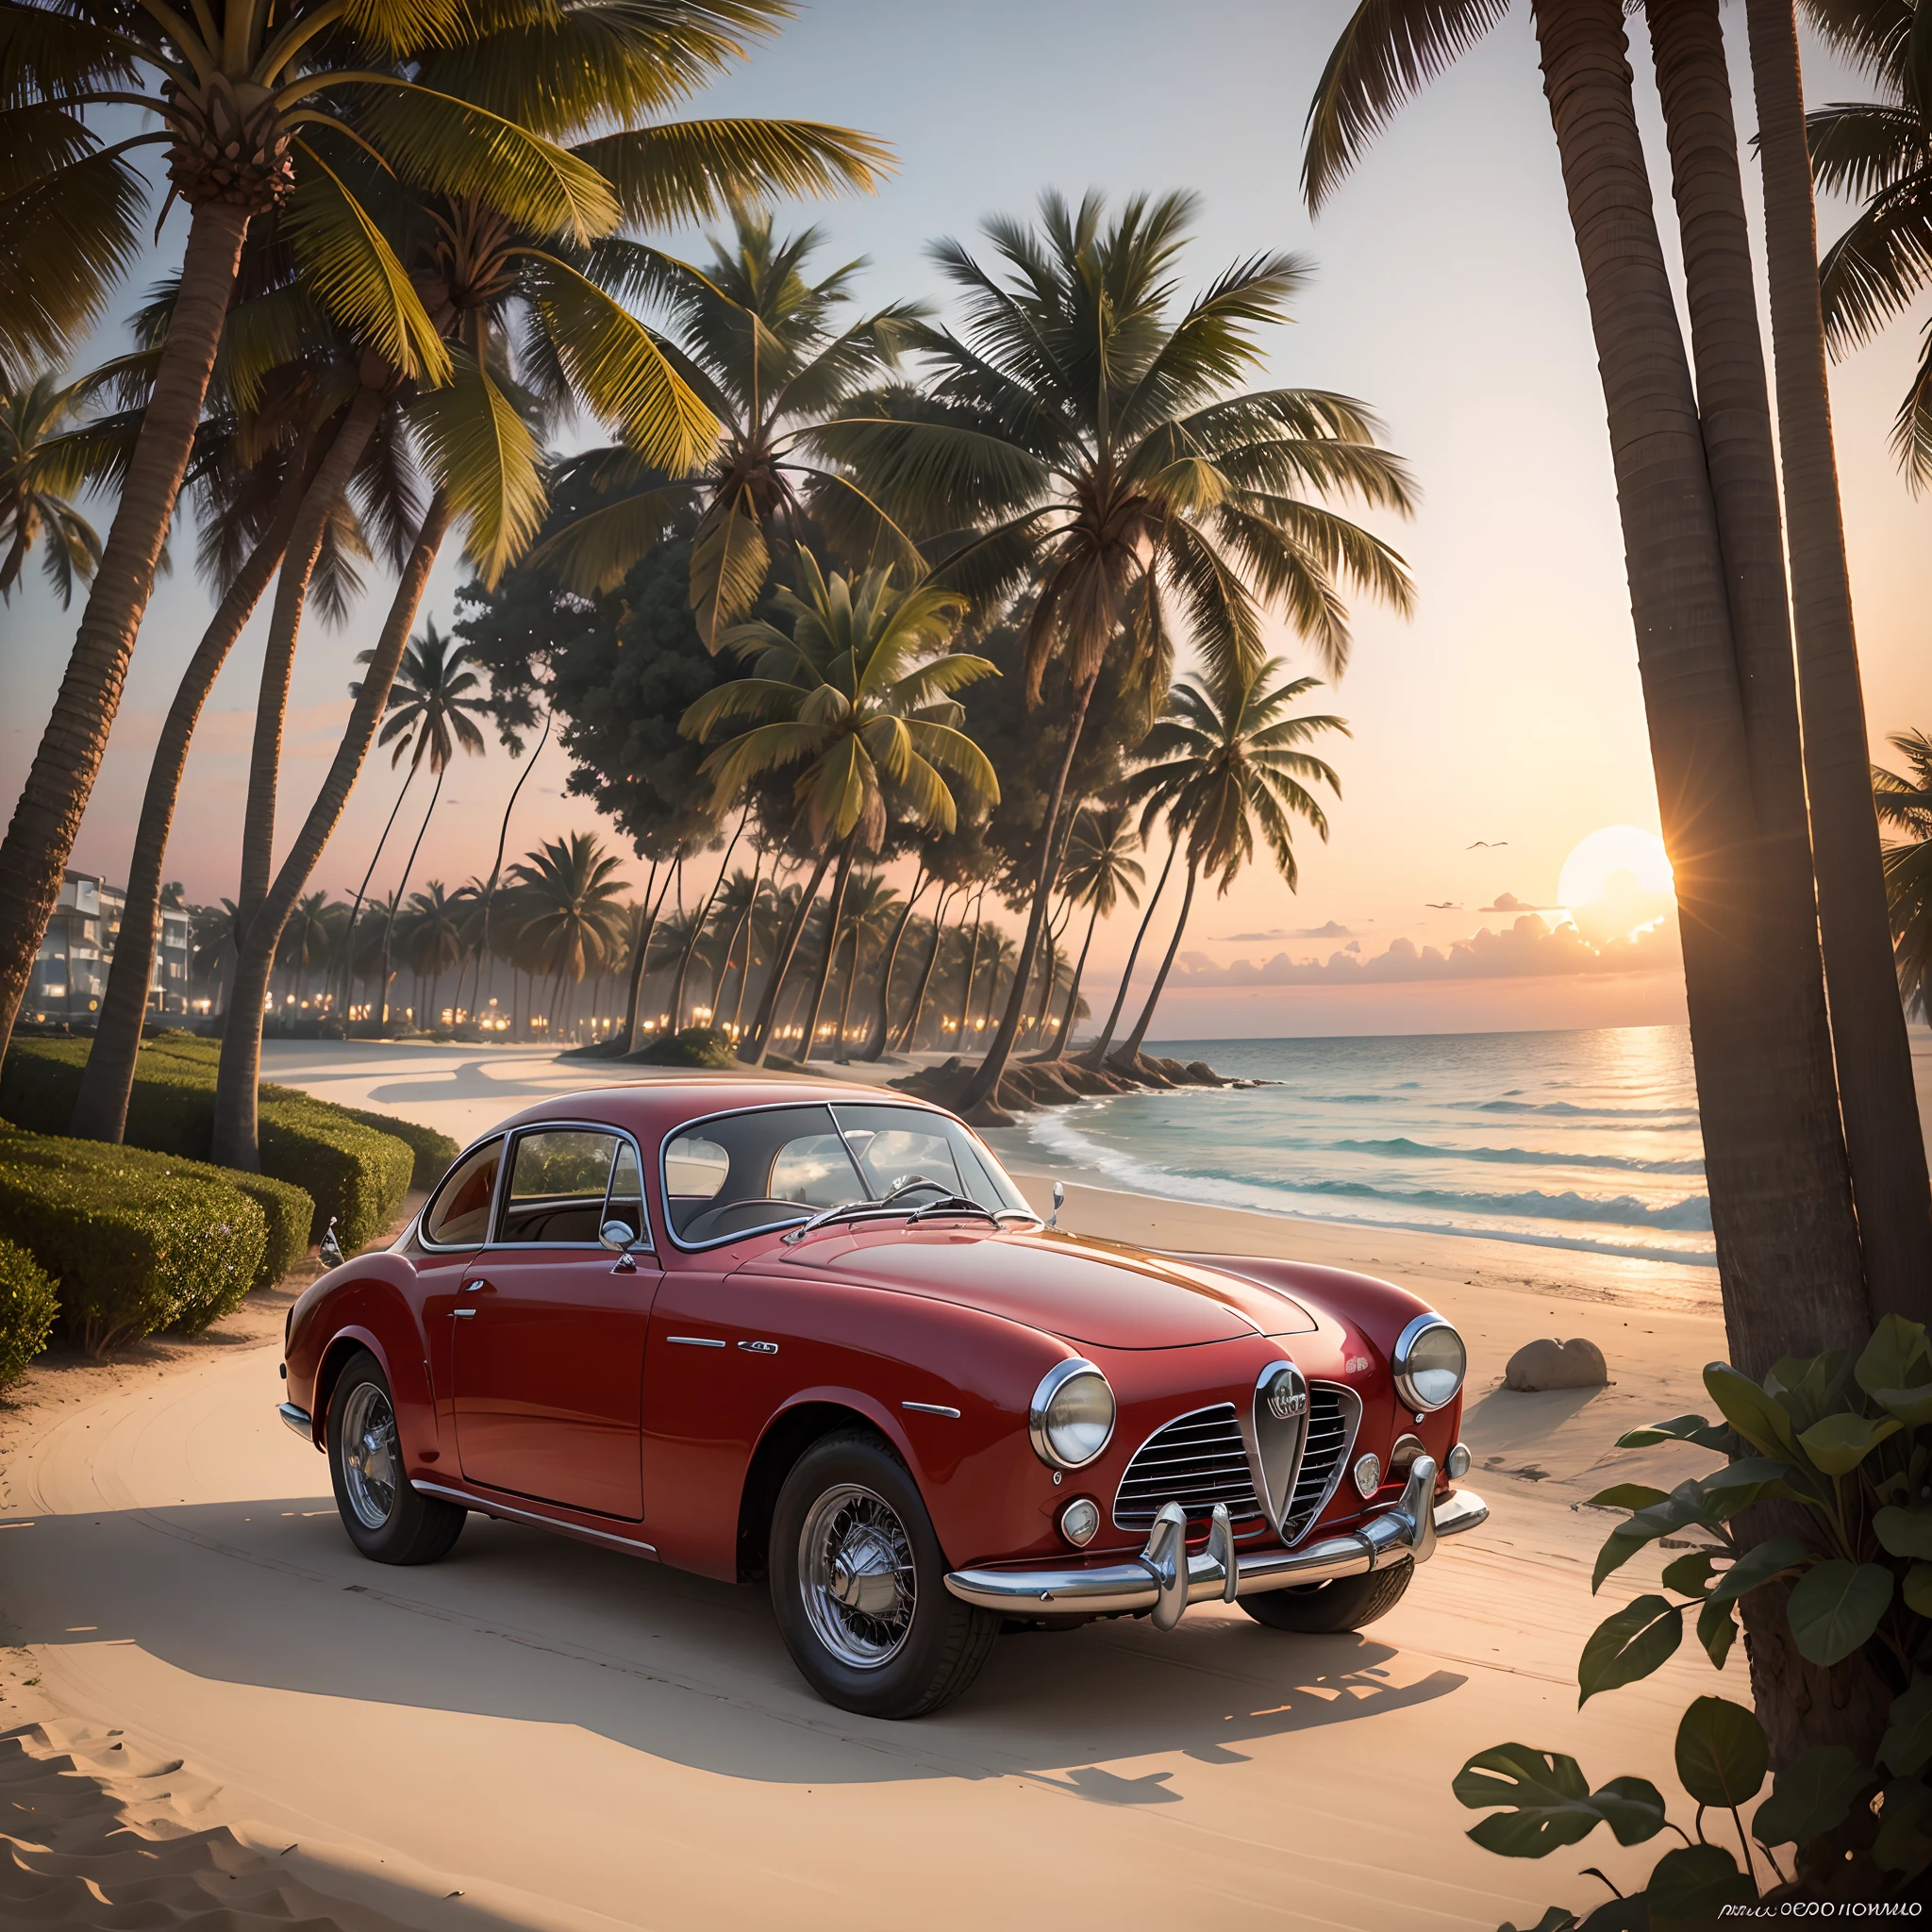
489;1075;954;1145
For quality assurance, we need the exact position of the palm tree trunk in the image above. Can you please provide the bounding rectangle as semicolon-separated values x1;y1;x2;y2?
1119;858;1199;1064
1746;0;1932;1320
741;844;835;1066
955;891;987;1048
480;705;551;1024
71;446;314;1141
236;387;385;936
1045;899;1104;1060
798;839;857;1061
895;887;955;1053
620;860;662;1052
832;923;861;1064
378;764;442;1026
725;858;765;1039
1085;838;1177;1068
958;673;1100;1111
212;493;451;1170
860;867;925;1061
709;850;760;1020
0;201;254;1065
1532;0;1867;1371
671;809;745;1032
336;763;417;1029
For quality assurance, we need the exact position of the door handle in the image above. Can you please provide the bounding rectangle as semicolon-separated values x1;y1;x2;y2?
453;1307;477;1319
461;1278;489;1292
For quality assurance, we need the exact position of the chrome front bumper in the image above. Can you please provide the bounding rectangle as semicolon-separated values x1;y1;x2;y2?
943;1457;1486;1630
277;1402;314;1441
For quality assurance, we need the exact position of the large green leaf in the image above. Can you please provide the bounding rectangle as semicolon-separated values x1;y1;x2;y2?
1707;1536;1811;1608
1452;1744;1666;1857
1641;1842;1756;1922
1674;1696;1767;1808
1703;1363;1800;1457
1615;1412;1730;1453
1500;1913;1576;1932
1767;1348;1856;1432
1786;1559;1894;1667
1881;1675;1932;1778
1591;1480;1721;1593
1578;1595;1682;1706
1875;1506;1932;1560
1907;1562;1932;1618
1797;1410;1902;1476
1753;1743;1876;1847
1589;1483;1670;1511
1874;1776;1932;1881
1698;1456;1814;1515
1659;1549;1718;1598
1856;1314;1932;1425
1695;1593;1737;1670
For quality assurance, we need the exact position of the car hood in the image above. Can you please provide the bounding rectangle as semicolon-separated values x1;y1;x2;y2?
765;1228;1317;1350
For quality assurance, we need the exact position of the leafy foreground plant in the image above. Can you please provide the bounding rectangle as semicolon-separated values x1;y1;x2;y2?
1456;1317;1932;1923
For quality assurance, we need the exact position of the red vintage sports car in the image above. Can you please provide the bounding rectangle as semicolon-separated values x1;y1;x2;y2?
279;1080;1486;1718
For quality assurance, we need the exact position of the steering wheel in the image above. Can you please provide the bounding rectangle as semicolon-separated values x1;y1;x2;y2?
881;1174;950;1205
679;1197;808;1244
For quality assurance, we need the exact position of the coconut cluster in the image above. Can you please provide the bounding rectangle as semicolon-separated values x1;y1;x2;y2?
163;75;295;211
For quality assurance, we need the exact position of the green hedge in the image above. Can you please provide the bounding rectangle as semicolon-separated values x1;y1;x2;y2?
0;1131;267;1351
340;1107;457;1189
633;1025;738;1068
0;1235;58;1388
0;1136;310;1290
1;1037;415;1251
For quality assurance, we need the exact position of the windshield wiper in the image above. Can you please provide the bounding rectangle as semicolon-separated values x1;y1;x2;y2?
780;1180;1008;1246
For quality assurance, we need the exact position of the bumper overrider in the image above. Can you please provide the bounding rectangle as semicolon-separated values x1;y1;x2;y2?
943;1456;1487;1631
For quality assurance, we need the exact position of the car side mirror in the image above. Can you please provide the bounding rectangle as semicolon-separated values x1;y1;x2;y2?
600;1220;636;1252
1049;1181;1064;1229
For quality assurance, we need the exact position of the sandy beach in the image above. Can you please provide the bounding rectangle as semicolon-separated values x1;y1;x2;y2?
1;1041;1738;1930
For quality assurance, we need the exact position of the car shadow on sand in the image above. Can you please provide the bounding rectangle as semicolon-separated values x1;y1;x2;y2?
15;1497;1467;1796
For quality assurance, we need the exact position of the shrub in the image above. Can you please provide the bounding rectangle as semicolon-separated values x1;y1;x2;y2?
258;1099;411;1248
0;1236;58;1388
634;1025;738;1069
0;1131;267;1350
1455;1318;1932;1916
0;1137;310;1290
1;1037;415;1251
339;1107;457;1189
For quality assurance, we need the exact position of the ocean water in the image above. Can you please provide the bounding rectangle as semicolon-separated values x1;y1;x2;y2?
1008;1026;1714;1266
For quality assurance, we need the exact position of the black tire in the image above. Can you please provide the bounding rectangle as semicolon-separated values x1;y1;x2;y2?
1240;1558;1414;1633
326;1349;466;1565
769;1430;998;1719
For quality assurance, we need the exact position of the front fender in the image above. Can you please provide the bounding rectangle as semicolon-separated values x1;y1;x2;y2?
287;1257;433;1460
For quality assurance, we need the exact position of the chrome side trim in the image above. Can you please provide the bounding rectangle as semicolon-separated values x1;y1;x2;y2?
277;1402;314;1441
944;1463;1488;1623
903;1401;961;1418
665;1335;726;1348
410;1479;659;1558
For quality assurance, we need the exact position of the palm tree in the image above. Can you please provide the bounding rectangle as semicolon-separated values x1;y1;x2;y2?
0;0;638;1063
508;833;630;1029
1732;0;1932;1316
1874;729;1932;1017
1301;0;1875;1383
535;206;924;642
354;620;489;1025
1114;663;1344;1065
818;192;1416;1114
403;881;469;1023
681;552;1000;1064
0;372;108;604
1042;805;1143;1059
276;890;341;1015
828;874;900;1063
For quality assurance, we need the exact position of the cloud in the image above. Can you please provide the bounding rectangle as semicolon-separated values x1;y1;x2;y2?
1481;891;1565;913
1212;920;1355;941
1164;914;1676;988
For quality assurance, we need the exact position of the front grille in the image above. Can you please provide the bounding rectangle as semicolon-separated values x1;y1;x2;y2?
1112;1404;1265;1534
1283;1385;1353;1542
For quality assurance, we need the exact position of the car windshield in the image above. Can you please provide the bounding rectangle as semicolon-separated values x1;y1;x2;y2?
662;1102;1031;1247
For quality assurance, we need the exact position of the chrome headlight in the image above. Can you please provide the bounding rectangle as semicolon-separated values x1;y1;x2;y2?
1028;1358;1115;1470
1391;1312;1467;1412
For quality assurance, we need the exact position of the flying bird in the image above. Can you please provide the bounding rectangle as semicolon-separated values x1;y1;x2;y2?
1424;901;1463;909
1466;840;1509;848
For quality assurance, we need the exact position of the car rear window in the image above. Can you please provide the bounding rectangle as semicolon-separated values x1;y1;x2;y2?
422;1137;502;1247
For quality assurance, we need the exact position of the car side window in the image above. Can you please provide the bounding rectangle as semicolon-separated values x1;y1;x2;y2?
500;1129;622;1245
604;1139;649;1248
422;1138;502;1247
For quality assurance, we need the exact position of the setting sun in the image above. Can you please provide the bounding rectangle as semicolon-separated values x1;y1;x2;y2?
1557;825;1674;943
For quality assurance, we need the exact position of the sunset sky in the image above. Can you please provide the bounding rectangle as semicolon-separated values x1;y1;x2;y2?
4;0;1927;1040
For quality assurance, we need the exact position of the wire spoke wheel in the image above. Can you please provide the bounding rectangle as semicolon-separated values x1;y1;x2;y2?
340;1380;400;1529
798;1483;918;1669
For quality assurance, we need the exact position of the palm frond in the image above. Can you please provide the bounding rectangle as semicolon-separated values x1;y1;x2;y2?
409;350;546;586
